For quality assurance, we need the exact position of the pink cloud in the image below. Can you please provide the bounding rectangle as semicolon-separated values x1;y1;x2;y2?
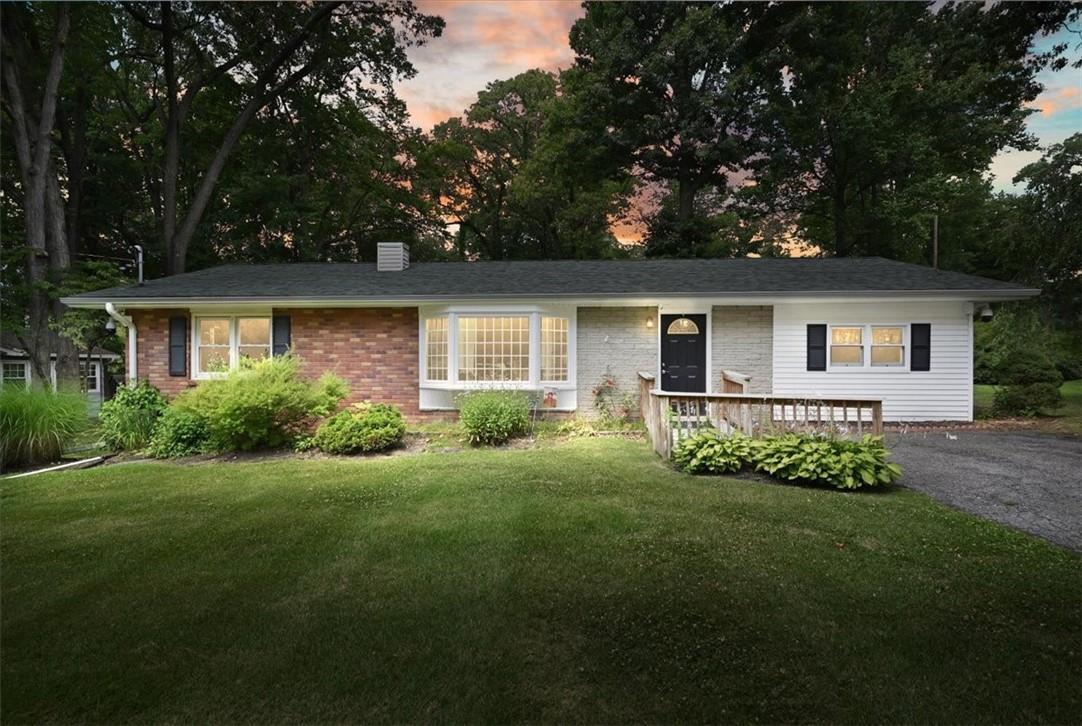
1029;84;1081;117
397;0;584;130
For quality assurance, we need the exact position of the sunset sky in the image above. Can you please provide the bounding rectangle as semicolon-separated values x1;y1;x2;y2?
397;1;1081;195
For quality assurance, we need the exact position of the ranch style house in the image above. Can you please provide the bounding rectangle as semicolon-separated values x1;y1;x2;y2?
63;244;1037;422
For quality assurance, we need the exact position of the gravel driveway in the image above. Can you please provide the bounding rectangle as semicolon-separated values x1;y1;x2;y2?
887;430;1082;553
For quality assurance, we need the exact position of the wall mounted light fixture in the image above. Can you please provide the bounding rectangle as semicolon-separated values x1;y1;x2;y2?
646;317;655;329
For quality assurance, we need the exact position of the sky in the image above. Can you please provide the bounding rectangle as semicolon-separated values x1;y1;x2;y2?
397;1;1081;194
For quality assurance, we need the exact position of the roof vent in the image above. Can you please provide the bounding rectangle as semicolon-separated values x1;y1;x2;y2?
376;242;410;272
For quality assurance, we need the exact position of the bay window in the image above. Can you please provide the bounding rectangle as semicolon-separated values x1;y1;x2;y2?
828;324;907;370
540;316;568;382
421;308;574;388
425;317;449;381
194;315;272;378
458;316;530;382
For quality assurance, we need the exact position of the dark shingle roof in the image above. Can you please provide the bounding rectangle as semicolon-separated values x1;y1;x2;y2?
65;257;1036;303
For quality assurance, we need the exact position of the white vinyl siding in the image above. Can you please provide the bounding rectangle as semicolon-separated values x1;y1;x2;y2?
772;301;973;421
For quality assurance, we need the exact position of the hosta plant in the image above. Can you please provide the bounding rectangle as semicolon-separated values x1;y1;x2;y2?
752;433;901;490
673;429;755;474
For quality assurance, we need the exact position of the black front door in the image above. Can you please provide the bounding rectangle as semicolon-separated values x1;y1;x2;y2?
660;314;707;392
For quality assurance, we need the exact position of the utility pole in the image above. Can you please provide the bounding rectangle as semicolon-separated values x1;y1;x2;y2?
932;214;939;269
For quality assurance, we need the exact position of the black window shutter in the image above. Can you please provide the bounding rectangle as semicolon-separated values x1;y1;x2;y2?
911;323;931;371
168;316;187;377
807;324;827;371
272;315;291;356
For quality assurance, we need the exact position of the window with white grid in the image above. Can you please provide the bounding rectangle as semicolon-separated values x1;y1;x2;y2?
540;316;569;382
458;316;530;382
80;361;100;392
2;361;28;388
425;316;448;381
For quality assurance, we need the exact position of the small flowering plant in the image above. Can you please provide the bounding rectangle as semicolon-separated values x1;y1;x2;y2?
592;369;634;422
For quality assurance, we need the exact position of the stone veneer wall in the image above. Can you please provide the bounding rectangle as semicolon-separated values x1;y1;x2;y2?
576;306;657;418
711;305;773;393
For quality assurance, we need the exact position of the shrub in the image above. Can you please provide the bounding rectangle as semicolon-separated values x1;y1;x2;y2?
457;390;530;445
173;355;347;451
991;347;1063;417
147;407;211;458
312;402;406;454
752;433;901;490
100;381;167;450
992;384;1062;418
0;387;88;469
673;430;755;474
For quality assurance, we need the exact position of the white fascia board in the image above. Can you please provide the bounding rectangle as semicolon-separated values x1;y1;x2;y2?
61;287;1039;310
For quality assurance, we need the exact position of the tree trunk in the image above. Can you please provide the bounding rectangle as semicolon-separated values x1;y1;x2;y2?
0;3;72;388
59;81;89;257
47;167;80;387
158;1;341;275
833;185;850;257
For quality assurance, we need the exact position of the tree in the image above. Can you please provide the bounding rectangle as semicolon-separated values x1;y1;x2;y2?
744;2;1078;259
183;87;447;267
51;261;129;392
117;1;443;273
569;2;778;256
423;69;632;260
1;2;78;387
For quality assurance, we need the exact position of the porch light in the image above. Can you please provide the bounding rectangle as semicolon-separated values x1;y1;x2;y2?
646;317;654;329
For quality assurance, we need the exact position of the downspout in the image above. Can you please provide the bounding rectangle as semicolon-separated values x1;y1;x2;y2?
105;303;137;384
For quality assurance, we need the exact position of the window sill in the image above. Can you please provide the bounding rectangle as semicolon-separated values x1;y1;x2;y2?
420;381;576;391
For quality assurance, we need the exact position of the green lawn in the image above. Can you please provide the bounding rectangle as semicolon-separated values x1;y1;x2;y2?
2;438;1078;723
975;378;1082;436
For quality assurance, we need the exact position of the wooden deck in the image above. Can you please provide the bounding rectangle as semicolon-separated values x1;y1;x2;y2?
638;372;883;459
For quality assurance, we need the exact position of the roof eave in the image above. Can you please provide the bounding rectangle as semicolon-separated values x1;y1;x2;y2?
61;287;1040;309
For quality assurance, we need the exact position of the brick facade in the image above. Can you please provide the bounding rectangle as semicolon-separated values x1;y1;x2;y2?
280;307;420;417
576;306;658;419
711;305;773;393
131;309;193;398
131;307;422;419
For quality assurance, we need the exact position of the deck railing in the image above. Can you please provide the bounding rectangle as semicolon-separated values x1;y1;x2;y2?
638;372;883;459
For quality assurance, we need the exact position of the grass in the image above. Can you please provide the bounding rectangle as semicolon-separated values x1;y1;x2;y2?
975;378;1082;436
2;438;1078;723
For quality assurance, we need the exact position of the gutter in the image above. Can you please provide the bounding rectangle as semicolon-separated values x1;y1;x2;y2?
105;303;137;383
61;287;1041;309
